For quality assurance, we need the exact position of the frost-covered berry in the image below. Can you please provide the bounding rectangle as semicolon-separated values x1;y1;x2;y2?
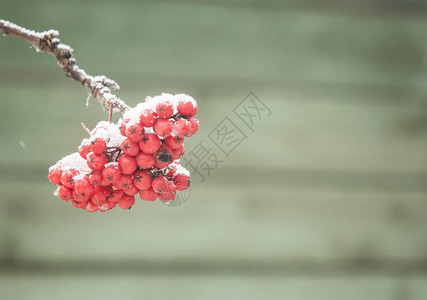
73;178;95;202
120;139;140;156
84;200;99;213
86;152;107;171
102;164;121;185
173;173;190;191
133;170;152;191
58;185;73;201
99;201;116;212
175;119;191;137
166;164;177;178
164;136;184;150
118;155;137;174
90;138;107;155
177;99;195;117
135;152;155;169
154;119;172;138
140;109;158;127
188;117;199;136
118;194;135;209
60;169;78;189
139;188;158;202
125;124;144;142
48;167;62;185
139;133;161;154
156;101;173;119
120;118;129;136
78;142;91;159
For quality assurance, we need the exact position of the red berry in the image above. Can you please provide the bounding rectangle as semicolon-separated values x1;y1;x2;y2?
119;118;129;136
89;172;102;186
175;118;191;137
48;167;62;185
139;188;158;201
133;170;152;191
140;109;158;127
90;138;107;155
139;133;161;154
172;145;185;160
164;136;184;150
91;186;110;204
125;124;144;142
78;142;91;159
84;200;99;213
118;194;135;209
120;139;140;156
152;176;170;194
123;184;139;196
99;201;116;212
114;174;134;190
86;152;107;171
177;99;195;116
60;169;78;189
166;164;177;178
158;182;176;201
191;105;198;117
188;117;199;136
156;101;173;119
135;152;155;169
58;185;73;201
154;161;169;169
73;178;95;201
118;155;137;175
108;189;124;203
173;173;190;191
71;199;88;209
154;119;172;138
102;164;122;185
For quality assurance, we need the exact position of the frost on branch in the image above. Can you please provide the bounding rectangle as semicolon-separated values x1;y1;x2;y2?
48;94;198;213
0;19;129;113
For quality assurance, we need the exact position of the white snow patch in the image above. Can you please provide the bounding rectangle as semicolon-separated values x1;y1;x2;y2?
90;121;125;147
121;93;197;127
50;152;90;173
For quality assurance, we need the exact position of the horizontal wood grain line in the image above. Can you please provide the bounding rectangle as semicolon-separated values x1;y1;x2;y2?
1;257;427;276
155;0;427;19
1;67;427;107
1;163;426;192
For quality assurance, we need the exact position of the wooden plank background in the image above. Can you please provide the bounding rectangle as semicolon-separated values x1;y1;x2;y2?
1;0;427;299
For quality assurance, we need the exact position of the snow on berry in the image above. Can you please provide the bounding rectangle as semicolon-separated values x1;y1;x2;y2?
49;93;198;213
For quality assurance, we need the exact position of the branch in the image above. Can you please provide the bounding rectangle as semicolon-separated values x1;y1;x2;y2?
0;19;130;113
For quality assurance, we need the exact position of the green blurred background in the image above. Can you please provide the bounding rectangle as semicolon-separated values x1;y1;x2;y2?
1;0;427;299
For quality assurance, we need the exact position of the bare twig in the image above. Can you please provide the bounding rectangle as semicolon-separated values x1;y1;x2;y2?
80;122;92;136
0;19;130;113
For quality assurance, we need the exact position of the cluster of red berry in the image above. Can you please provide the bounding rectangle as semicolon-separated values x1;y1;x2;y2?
48;94;198;212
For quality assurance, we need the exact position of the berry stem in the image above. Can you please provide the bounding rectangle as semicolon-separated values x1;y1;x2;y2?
109;102;113;123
